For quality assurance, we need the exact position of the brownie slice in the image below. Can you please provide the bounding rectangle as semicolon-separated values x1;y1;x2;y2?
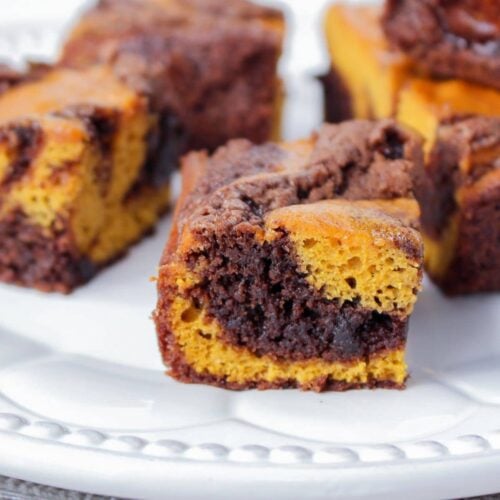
417;116;500;294
382;0;500;90
60;0;284;158
154;120;424;391
0;66;171;293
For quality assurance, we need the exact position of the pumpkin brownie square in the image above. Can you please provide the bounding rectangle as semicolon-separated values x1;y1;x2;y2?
417;117;500;295
154;120;424;391
0;66;171;292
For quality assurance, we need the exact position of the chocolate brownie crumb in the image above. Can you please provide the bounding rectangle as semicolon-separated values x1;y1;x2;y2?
180;120;421;241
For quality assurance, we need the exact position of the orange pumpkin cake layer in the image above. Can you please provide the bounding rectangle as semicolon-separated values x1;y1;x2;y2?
0;66;170;293
154;120;424;391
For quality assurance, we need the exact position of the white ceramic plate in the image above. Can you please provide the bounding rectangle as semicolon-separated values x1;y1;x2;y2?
1;11;500;500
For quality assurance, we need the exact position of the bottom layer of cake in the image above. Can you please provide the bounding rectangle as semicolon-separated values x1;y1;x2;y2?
167;355;406;391
158;296;408;392
0;185;170;293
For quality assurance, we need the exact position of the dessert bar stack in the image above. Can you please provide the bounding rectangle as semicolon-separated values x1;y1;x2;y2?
323;0;500;294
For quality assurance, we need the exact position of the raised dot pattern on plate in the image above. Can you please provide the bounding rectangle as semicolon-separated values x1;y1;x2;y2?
1;412;499;465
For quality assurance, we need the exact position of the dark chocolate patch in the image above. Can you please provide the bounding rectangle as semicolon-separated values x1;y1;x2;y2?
0;123;43;189
55;105;119;196
0;210;96;293
143;111;184;188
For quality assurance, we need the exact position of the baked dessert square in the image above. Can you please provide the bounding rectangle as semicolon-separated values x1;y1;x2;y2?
382;0;500;91
60;0;284;158
0;65;171;293
417;117;500;295
154;120;424;391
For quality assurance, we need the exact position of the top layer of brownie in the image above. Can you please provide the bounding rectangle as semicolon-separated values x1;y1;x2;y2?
383;0;500;90
171;119;423;261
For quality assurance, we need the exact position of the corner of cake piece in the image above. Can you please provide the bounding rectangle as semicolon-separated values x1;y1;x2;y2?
155;119;425;391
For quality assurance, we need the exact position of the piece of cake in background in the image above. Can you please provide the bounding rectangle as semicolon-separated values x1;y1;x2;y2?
417;117;500;295
322;2;500;295
382;0;500;91
60;0;285;163
154;120;424;391
0;65;171;293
